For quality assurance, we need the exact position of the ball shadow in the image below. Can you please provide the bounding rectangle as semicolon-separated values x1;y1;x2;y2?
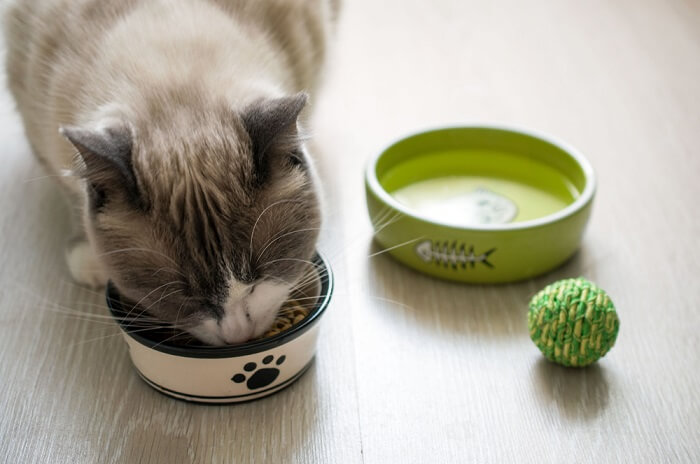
531;357;611;421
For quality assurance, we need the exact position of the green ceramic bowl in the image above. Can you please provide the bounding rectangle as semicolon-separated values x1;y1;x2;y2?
365;126;596;283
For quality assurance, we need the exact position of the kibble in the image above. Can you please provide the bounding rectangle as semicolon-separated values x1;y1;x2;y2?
259;299;310;339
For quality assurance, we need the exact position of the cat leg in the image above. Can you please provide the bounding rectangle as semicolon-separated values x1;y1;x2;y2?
66;237;108;288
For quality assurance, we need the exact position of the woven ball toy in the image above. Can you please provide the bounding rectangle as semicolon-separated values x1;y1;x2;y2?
528;277;620;367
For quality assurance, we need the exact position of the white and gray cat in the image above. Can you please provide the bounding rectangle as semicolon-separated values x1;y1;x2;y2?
4;0;338;345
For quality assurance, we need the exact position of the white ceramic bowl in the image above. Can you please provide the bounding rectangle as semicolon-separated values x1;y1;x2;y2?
106;253;333;403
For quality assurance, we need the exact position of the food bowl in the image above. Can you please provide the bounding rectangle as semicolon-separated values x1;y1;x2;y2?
106;253;333;403
365;126;596;283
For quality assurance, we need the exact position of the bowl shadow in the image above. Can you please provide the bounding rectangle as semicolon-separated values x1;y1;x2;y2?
107;356;322;461
364;240;598;338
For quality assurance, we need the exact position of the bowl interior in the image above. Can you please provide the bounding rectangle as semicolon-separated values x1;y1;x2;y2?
373;127;591;228
106;253;332;357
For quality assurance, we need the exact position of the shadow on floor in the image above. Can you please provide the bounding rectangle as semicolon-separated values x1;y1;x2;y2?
363;240;597;338
530;357;611;421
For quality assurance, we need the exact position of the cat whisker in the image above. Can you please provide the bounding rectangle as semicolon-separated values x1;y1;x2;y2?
258;260;327;293
281;294;329;302
152;266;188;279
44;312;120;326
288;289;418;313
123;280;182;322
124;288;184;330
368;205;395;229
259;257;321;269
144;288;184;311
174;296;191;327
7;281;108;313
248;198;304;261
150;330;191;351
53;278;111;299
255;226;324;265
40;299;169;327
366;236;425;258
23;173;75;183
325;210;402;260
61;325;178;350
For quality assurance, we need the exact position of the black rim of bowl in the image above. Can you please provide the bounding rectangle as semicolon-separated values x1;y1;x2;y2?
105;253;333;358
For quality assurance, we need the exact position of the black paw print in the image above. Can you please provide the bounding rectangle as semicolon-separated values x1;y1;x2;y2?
231;354;286;390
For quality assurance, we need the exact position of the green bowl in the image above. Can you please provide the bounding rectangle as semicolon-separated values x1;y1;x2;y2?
365;126;596;283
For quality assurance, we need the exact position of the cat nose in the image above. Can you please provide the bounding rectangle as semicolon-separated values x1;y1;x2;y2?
222;334;239;345
221;332;249;345
219;313;251;345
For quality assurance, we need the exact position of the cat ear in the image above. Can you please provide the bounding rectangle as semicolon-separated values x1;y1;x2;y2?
60;125;140;205
241;92;308;181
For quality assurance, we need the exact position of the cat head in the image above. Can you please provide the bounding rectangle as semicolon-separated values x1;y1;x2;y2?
61;93;321;345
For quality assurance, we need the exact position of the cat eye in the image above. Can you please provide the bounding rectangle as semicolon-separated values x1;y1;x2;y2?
88;182;107;210
288;151;304;167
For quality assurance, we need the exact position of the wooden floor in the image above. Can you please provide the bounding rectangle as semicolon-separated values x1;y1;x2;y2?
2;0;699;462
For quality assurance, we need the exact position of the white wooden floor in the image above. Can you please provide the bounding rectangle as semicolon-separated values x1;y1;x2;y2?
2;0;699;462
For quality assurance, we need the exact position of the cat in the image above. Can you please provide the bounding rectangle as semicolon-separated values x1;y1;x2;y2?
4;0;338;345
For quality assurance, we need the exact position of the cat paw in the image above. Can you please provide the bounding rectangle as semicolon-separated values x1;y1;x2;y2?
66;241;108;288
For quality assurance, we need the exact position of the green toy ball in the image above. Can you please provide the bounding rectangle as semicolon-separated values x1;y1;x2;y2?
528;277;620;367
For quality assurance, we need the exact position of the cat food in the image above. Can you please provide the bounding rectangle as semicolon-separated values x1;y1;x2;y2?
112;298;312;348
259;299;310;339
